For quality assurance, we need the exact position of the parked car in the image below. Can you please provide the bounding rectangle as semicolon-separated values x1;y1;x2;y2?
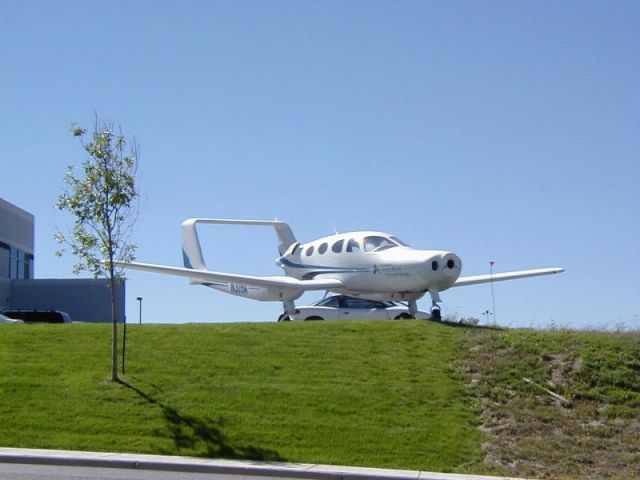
1;310;72;323
278;295;430;321
0;312;23;323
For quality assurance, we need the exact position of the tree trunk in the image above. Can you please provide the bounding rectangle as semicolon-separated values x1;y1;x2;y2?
110;275;119;382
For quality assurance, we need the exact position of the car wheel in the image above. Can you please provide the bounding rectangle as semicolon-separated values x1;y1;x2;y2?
277;313;290;322
304;316;324;321
394;313;413;320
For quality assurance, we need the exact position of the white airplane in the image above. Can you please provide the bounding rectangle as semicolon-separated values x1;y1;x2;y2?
116;218;564;321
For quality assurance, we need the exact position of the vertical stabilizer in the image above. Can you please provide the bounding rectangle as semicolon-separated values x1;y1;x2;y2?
182;219;207;270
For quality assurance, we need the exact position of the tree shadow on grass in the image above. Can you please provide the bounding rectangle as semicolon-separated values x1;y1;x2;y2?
117;379;285;462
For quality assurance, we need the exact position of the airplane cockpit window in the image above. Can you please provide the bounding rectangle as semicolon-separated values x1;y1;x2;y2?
346;239;360;253
332;239;344;253
306;246;314;256
364;236;398;252
390;236;410;247
318;242;328;254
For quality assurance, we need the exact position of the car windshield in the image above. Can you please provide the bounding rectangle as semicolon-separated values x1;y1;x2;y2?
363;236;399;252
315;296;340;308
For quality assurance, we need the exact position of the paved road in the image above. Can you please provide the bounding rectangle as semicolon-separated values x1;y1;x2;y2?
0;447;526;480
0;463;281;480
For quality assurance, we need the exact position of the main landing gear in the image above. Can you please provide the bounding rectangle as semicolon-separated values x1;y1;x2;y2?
278;300;296;322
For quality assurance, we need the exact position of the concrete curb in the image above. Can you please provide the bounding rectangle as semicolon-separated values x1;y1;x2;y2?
0;448;529;480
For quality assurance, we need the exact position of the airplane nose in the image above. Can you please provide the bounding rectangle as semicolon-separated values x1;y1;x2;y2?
422;252;462;285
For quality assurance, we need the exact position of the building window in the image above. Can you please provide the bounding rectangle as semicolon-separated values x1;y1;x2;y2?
0;243;10;278
24;254;33;279
4;246;31;279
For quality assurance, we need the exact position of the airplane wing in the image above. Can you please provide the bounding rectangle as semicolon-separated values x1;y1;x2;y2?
453;267;564;287
114;261;343;291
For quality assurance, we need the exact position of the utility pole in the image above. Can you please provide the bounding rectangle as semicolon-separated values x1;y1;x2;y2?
489;260;496;326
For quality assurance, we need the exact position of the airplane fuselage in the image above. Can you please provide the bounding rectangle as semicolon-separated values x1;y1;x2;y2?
276;231;462;301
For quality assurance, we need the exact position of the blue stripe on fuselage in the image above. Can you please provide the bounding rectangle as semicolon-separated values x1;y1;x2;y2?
278;256;369;273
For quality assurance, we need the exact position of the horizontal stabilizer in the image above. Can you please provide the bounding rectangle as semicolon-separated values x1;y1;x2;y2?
453;267;564;287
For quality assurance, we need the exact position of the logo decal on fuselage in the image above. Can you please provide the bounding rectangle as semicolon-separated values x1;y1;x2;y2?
373;264;409;277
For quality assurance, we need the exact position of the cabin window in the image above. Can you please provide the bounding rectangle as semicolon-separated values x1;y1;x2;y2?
332;239;344;253
346;239;360;253
318;242;328;254
306;246;314;256
364;236;397;252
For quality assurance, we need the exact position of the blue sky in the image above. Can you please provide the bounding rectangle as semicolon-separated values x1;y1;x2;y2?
1;1;638;329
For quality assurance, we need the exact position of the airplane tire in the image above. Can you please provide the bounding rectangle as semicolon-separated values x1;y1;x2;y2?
394;313;413;320
304;316;324;321
430;308;442;322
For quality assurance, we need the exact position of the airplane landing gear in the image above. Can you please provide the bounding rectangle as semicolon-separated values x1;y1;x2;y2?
278;300;296;322
408;300;419;318
428;289;442;322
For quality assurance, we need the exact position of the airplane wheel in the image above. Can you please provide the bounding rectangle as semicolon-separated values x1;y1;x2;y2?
277;313;290;322
304;316;324;321
430;308;442;322
394;313;413;320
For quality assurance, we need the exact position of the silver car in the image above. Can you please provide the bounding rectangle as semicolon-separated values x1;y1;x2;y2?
0;313;23;323
278;295;430;321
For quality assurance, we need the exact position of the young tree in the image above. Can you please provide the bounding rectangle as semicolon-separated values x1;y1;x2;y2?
56;119;139;381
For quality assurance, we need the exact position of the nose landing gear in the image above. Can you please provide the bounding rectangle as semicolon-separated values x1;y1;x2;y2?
428;289;442;322
408;297;442;321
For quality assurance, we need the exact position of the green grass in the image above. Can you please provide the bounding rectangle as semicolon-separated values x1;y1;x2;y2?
0;321;482;473
1;321;637;478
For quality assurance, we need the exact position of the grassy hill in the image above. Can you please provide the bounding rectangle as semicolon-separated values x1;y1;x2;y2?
0;320;638;478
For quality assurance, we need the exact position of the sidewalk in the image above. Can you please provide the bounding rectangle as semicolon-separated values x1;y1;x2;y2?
0;447;529;480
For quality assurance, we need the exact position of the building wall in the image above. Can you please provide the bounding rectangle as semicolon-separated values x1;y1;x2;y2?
10;278;125;323
0;197;35;280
